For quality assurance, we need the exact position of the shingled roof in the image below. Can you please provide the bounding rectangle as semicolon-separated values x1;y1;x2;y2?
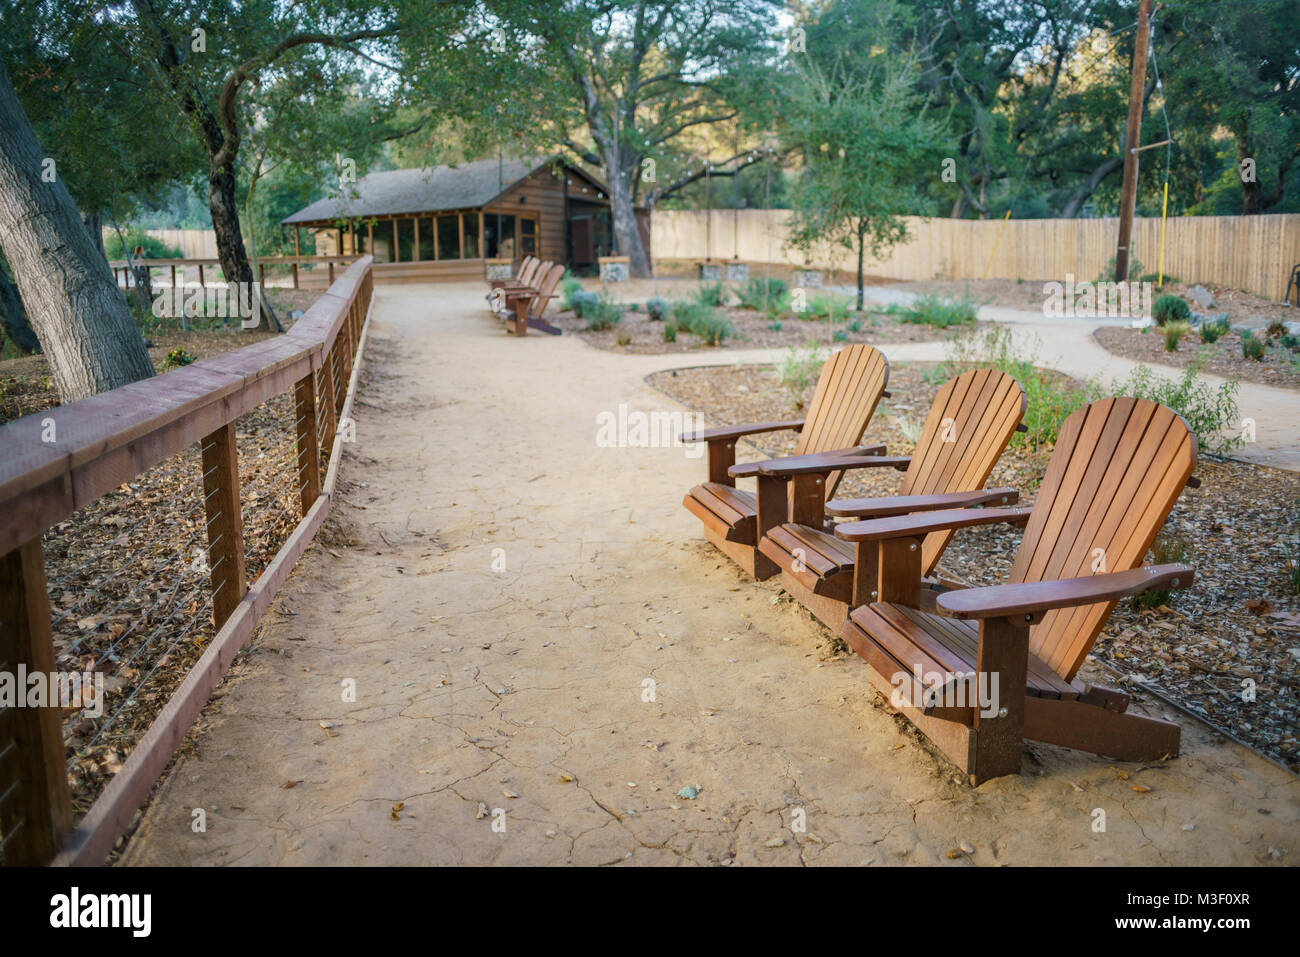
282;156;548;225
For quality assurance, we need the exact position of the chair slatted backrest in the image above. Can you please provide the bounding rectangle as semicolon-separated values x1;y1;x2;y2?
896;369;1027;576
791;344;890;499
529;264;564;317
517;257;539;285
1009;397;1197;681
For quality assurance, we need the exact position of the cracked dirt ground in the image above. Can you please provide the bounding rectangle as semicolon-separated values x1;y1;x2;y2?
120;283;1297;866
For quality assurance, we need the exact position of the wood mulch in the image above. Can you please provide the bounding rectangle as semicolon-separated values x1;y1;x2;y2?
649;360;1300;772
1094;326;1300;391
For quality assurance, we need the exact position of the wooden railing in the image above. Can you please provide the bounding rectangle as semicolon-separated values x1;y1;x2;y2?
0;256;375;865
109;254;362;291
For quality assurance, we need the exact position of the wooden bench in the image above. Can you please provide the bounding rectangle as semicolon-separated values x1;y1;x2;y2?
681;344;890;578
757;369;1027;631
834;397;1198;783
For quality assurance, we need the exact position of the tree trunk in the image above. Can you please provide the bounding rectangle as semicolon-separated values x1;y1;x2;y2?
209;161;279;330
0;261;41;354
608;168;650;278
0;62;153;401
83;210;104;258
855;222;866;311
1060;157;1124;218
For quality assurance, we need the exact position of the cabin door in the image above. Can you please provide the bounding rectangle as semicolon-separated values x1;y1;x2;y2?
571;215;594;266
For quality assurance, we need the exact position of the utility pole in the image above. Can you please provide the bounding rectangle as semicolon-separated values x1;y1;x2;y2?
1115;0;1153;282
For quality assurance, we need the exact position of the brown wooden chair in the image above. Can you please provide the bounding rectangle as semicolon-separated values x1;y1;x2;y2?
503;262;564;336
757;369;1027;633
681;344;890;579
834;396;1198;783
492;259;549;315
489;255;538;292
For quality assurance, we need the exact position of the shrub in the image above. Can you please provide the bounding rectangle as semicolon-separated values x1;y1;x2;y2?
847;319;862;333
694;281;727;307
1199;318;1229;344
1241;330;1265;361
697;312;733;346
1107;358;1243;455
737;277;789;310
616;331;632;346
645;297;669;321
1162;321;1190;351
943;326;1092;453
1152;294;1190;326
163;347;195;369
768;320;783;331
559;272;583;311
1138;272;1180;286
1098;255;1144;282
897;292;978;328
104;229;182;261
570;290;599;319
1280;333;1299;351
1267;319;1285;338
832;329;848;342
805;294;851;322
670;300;710;330
663;319;677;343
585;292;624;331
777;341;828;406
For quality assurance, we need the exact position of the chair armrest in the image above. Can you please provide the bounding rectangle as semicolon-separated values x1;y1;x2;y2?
679;419;804;443
755;454;910;478
728;443;888;479
833;505;1031;542
826;487;1019;518
937;564;1194;620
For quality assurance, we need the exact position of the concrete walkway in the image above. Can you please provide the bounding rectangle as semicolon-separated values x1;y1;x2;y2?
120;282;1296;866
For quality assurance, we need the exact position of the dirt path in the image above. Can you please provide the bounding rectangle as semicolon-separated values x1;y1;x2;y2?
120;282;1296;866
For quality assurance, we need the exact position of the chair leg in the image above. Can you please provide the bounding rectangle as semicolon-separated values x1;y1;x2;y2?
1024;697;1181;761
968;616;1029;784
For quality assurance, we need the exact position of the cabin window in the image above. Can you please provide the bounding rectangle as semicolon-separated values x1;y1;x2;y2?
462;215;480;258
396;219;415;262
520;217;537;256
418;218;435;260
484;213;516;259
436;215;460;259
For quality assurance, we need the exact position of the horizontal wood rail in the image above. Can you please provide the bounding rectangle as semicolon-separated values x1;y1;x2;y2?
0;256;376;865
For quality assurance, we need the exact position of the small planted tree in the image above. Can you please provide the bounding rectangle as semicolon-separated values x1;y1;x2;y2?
783;43;946;311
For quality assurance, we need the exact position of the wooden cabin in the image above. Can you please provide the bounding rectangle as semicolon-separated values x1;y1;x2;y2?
281;156;650;282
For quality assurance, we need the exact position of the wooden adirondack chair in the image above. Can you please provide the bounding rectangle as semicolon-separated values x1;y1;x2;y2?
490;255;538;292
681;344;890;579
834;396;1198;783
505;263;564;336
756;369;1027;632
493;259;550;315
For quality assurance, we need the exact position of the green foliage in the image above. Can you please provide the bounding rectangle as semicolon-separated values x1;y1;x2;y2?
104;230;182;261
663;319;677;343
736;277;789;311
616;331;632;346
162;347;195;369
1199;318;1230;344
943;326;1091;454
1241;330;1266;361
584;292;623;331
777;341;829;406
1097;256;1145;283
645;297;669;321
832;329;848;342
803;293;851;322
560;273;584;311
847;319;862;333
1107;359;1244;455
1280;333;1299;351
570;290;599;319
693;281;727;307
1162;321;1191;352
1152;295;1190;326
670;299;734;344
768;320;783;331
894;293;979;328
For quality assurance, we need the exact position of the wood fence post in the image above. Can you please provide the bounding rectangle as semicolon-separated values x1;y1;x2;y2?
291;262;299;290
200;424;246;628
318;347;338;453
294;375;321;516
0;539;73;865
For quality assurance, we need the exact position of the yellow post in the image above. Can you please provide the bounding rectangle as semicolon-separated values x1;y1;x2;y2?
983;210;1011;280
1157;181;1169;288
